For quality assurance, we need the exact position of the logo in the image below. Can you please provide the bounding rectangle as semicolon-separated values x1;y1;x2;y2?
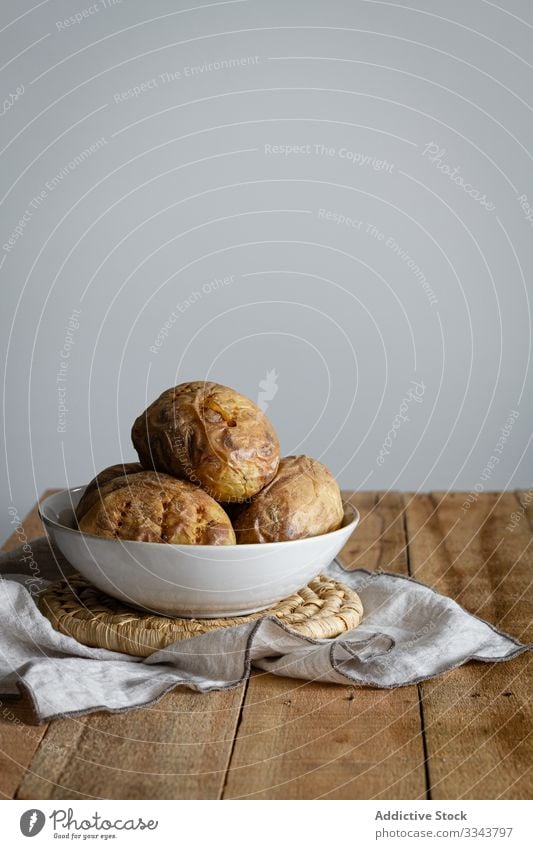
20;809;45;837
257;369;279;411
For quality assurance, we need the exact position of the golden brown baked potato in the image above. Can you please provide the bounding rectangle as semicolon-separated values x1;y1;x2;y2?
131;381;280;503
78;471;236;545
75;462;143;520
233;455;344;543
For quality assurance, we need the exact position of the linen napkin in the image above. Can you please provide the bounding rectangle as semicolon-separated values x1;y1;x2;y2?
0;537;529;723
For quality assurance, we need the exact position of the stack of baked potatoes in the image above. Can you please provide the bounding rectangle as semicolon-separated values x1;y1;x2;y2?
76;381;344;545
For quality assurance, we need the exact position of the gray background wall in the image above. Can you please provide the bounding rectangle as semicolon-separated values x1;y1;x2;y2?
1;0;532;544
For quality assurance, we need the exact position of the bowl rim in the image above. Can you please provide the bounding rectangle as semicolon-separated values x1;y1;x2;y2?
39;486;360;551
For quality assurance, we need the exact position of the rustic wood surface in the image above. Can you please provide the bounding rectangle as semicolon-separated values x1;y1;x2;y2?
1;491;530;800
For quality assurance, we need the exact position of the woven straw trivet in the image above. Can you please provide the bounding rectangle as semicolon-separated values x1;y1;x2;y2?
39;574;364;657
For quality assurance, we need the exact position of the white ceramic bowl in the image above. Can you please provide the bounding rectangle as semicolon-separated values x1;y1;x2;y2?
39;487;359;618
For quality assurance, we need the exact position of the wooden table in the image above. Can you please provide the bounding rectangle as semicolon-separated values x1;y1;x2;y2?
1;491;531;800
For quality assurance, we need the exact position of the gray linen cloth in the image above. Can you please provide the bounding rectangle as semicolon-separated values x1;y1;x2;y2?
0;538;529;723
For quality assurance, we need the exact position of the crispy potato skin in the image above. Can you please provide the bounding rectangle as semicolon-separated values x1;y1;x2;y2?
131;381;280;502
233;455;344;543
75;462;143;520
78;471;236;545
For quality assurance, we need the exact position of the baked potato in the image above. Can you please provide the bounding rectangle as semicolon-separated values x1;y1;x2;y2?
233;455;344;543
78;471;236;545
75;462;143;520
131;381;280;502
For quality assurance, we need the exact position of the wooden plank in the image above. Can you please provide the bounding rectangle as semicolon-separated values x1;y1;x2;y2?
222;491;428;799
0;493;54;798
3;491;245;800
515;489;533;533
1;491;53;553
341;490;408;573
404;491;532;799
0;697;49;799
9;489;529;799
17;687;246;800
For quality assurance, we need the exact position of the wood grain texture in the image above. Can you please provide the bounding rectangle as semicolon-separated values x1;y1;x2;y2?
1;491;52;553
221;491;428;799
17;687;246;800
0;493;53;798
6;492;246;801
3;491;530;799
516;489;533;534
404;491;532;800
0;698;47;799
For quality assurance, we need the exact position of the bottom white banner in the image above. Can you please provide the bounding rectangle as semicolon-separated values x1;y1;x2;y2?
2;799;530;848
